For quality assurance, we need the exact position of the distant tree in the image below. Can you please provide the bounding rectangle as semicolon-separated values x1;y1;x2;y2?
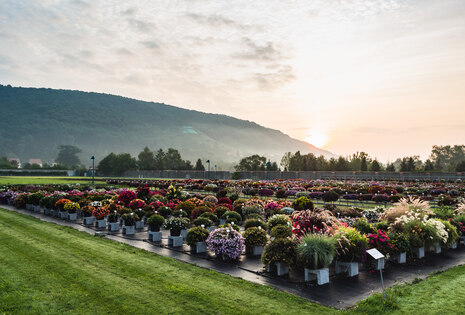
370;159;381;172
56;145;81;167
407;157;416;172
456;161;465;172
360;156;368;171
335;156;350;171
184;160;193;170
195;158;205;171
98;153;117;176
0;156;13;169
266;160;279;171
154;149;165;170
114;153;137;176
137;147;156;170
235;155;267;171
386;163;396;172
423;159;435;171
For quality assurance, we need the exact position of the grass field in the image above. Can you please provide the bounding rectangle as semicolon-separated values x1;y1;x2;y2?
0;176;107;185
1;207;465;314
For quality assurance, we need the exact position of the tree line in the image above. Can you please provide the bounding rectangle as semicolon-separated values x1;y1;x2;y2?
235;145;465;172
98;147;205;176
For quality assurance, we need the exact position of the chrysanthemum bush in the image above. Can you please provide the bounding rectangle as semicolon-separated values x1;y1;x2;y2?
291;210;340;237
92;207;110;220
63;201;80;213
206;227;244;260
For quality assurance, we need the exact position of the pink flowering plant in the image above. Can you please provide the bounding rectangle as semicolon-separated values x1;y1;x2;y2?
366;230;393;255
128;198;146;210
116;190;137;206
206;227;245;260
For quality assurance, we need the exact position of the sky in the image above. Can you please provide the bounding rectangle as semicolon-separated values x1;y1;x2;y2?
1;0;465;162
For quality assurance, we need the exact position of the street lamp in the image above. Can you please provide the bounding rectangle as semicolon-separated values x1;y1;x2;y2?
206;160;210;172
91;156;95;184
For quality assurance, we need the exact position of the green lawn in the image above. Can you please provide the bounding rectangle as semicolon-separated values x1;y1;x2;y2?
1;207;465;315
0;176;106;185
0;208;334;314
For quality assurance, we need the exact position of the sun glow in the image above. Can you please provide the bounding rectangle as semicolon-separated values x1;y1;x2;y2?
305;130;328;148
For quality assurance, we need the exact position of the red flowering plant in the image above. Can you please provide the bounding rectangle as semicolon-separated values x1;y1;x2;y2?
92;207;110;220
116;190;137;207
218;197;232;205
149;200;165;210
291;209;340;238
128;198;146;210
107;202;122;213
137;185;151;201
166;199;180;210
366;230;394;255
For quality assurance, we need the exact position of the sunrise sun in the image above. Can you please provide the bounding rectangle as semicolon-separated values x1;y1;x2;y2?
305;130;328;148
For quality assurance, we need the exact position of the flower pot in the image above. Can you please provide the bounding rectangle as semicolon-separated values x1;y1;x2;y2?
7;199;13;206
108;222;120;232
304;268;329;285
397;252;407;264
59;211;67;219
149;226;161;232
33;205;41;212
135;220;144;229
335;261;359;277
191;241;206;254
44;208;51;216
170;229;181;237
219;219;226;225
95;219;106;228
83;216;95;225
122;225;135;235
432;243;441;254
181;229;188;239
412;246;425;259
275;262;289;276
148;231;162;242
207;226;215;232
450;242;458;249
168;235;183;247
67;212;77;221
246;245;263;256
460;236;465;245
26;204;33;211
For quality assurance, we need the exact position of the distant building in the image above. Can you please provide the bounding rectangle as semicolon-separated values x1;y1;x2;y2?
8;158;21;168
29;159;43;167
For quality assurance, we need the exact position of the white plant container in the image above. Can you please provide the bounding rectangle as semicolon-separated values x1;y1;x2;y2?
168;235;183;247
122;225;135;235
450;242;458;249
413;246;425;259
83;216;95;225
108;222;120;232
33;205;41;212
135;220;144;229
304;268;330;285
432;243;441;254
95;219;106;228
397;252;407;264
335;261;359;277
147;231;162;242
190;241;206;253
67;212;77;221
275;262;289;276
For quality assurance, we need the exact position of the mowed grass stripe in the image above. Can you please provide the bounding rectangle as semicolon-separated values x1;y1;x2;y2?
0;208;335;314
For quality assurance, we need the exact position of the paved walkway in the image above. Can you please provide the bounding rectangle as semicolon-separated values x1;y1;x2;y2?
3;205;465;309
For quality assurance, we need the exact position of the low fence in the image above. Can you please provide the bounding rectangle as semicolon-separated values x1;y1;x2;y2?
123;170;465;181
0;169;73;176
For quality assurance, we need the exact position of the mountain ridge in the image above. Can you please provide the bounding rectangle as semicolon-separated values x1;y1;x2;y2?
0;84;335;167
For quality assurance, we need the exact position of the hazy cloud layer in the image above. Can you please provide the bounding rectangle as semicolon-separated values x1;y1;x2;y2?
1;0;465;161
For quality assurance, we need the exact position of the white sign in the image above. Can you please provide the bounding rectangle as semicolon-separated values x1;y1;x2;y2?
366;248;385;260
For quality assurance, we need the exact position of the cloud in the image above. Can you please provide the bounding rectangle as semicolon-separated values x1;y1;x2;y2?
254;65;295;90
233;37;284;62
127;18;156;33
139;40;159;50
186;13;259;30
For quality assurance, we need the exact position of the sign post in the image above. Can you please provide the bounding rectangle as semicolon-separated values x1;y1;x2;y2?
366;248;386;300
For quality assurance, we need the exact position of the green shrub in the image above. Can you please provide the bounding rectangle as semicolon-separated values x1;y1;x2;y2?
175;201;196;217
243;227;268;247
439;219;459;247
452;214;465;236
199;212;218;224
221;211;242;223
121;213;139;226
172;210;188;218
28;192;44;205
193;217;213;228
107;212;118;223
292;196;314;211
163;217;189;232
244;218;268;230
432;206;455;220
322;190;339;203
214;206;230;218
353;218;376;235
373;220;389;232
270;225;292;239
333;227;368;262
261;238;297;266
191;206;211;220
242;205;261;218
297;234;335;269
186;226;210;246
247;213;264;220
218;223;240;232
388;231;410;254
267;214;291;230
158;206;172;218
147;214;165;230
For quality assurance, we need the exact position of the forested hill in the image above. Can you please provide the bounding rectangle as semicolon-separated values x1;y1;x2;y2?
0;84;334;165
